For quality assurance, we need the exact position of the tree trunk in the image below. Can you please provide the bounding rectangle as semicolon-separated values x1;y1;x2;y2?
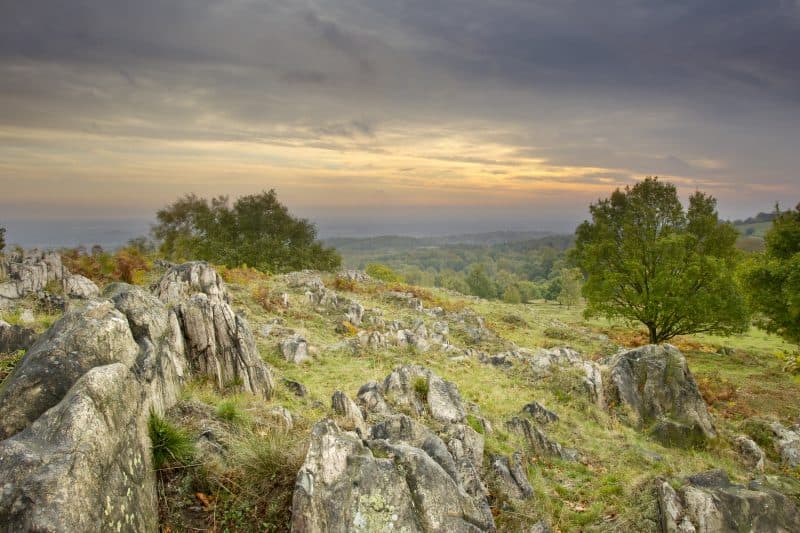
648;325;658;344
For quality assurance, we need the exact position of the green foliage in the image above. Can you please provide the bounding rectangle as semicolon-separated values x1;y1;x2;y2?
740;203;800;349
216;399;248;425
61;245;152;285
557;268;582;308
466;264;495;298
573;177;749;344
0;350;25;384
149;413;194;469
412;377;429;400
365;263;402;283
502;284;522;304
0;226;5;253
153;190;341;273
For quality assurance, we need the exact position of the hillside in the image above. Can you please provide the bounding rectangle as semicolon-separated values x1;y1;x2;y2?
1;251;799;531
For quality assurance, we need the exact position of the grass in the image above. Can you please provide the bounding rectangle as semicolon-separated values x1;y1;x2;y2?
148;269;800;532
0;350;25;384
149;412;194;470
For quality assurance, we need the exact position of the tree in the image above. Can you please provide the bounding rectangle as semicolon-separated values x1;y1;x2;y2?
573;177;749;344
557;268;582;308
0;226;5;253
153;190;341;273
502;285;522;304
740;203;800;345
466;264;494;299
366;263;402;283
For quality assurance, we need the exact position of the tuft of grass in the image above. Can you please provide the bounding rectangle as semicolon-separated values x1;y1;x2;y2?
149;412;194;469
0;350;25;384
466;414;485;435
412;376;429;401
216;398;249;425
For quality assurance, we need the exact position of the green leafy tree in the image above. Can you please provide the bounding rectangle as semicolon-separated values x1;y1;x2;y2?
466;264;495;299
740;203;800;345
153;190;341;273
502;285;522;304
573;177;749;344
557;268;582;308
365;263;402;283
543;278;561;302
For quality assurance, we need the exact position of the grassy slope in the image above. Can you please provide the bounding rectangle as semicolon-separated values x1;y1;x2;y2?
212;269;800;532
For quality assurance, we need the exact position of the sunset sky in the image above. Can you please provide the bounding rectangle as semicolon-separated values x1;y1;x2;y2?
2;0;799;242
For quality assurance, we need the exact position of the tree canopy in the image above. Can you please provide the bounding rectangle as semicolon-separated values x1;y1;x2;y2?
572;177;749;344
740;204;800;345
153;190;341;273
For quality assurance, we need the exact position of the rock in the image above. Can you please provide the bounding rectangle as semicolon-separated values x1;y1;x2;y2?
0;319;37;354
356;381;393;417
770;422;800;468
530;521;552;533
18;309;35;324
292;418;495;532
657;470;800;532
267;406;294;430
63;274;100;299
308;287;339;307
332;390;368;436
281;333;311;364
385;291;424;312
609;344;715;447
506;417;579;462
522;402;560;425
284;270;324;290
735;435;765;472
345;302;365;326
0;363;157;532
490;452;533;500
0;300;140;440
338;270;372;283
155;262;274;399
283;378;308;397
377;365;467;424
526;347;605;408
0;250;65;308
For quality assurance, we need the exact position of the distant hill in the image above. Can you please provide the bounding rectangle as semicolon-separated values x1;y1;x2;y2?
324;230;554;253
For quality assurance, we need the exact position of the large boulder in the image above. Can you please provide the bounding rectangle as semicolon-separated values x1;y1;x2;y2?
609;345;715;448
490;452;533;500
0;300;139;440
769;422;800;468
657;470;800;532
292;419;493;532
0;251;64;307
63;273;100;299
0;364;157;532
294;367;497;531
155;262;274;399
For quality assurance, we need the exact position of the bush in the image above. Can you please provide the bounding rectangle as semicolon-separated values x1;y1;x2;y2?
365;263;402;283
149;413;194;469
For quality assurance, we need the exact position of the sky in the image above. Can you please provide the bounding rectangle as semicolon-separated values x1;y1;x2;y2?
1;0;799;245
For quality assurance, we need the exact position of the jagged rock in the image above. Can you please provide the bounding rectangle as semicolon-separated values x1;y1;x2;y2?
385;291;424;312
609;344;715;448
307;286;339;307
490;452;533;500
267;406;294;430
35;290;66;312
522;402;560;425
346;302;365;326
283;378;308;397
0;250;65;308
506;417;579;462
356;381;393;417
284;270;324;290
735;435;765;472
281;334;311;364
63;274;100;299
376;365;467;424
657;470;800;532
155;262;274;398
292;418;495;532
338;270;372;283
526;347;605;408
333;390;368;436
0;300;140;440
0;319;37;354
0;363;157;532
770;422;800;468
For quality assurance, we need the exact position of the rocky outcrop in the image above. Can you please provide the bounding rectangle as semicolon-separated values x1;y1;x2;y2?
769;422;800;468
609;345;715;448
332;390;368;435
294;366;496;532
0;262;274;531
281;333;311;364
525;347;605;408
63;273;100;299
490;452;533;500
0;250;64;308
0;319;37;354
522;402;560;425
506;417;579;462
154;262;274;399
657;470;800;532
735;435;765;472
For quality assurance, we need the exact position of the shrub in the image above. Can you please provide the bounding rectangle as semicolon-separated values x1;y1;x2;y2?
413;377;429;401
365;263;402;283
216;399;248;425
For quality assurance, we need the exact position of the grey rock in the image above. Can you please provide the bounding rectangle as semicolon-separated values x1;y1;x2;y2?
610;344;715;447
283;378;308;397
0;251;65;308
338;270;372;283
380;365;467;424
63;274;100;299
345;302;365;326
0;319;37;354
281;333;311;364
267;406;294;430
333;390;368;436
522;402;560;425
735;435;765;472
657;470;800;532
490;452;533;500
292;418;494;532
770;422;800;468
506;417;579;462
526;347;605;408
